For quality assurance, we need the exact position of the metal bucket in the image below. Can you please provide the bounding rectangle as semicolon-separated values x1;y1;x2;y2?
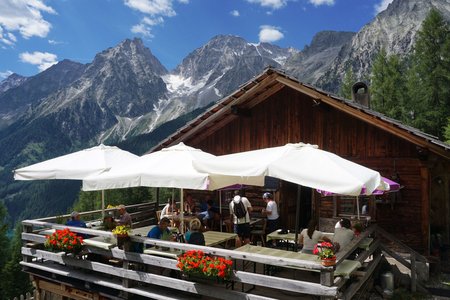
380;271;394;296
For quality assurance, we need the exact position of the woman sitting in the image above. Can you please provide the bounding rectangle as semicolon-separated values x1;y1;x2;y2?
299;219;330;254
332;218;355;252
185;218;205;246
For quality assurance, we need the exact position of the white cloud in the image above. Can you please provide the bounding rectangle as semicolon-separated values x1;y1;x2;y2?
0;0;56;45
124;0;188;38
308;0;335;6
374;0;393;14
230;10;240;17
246;0;287;10
124;0;176;16
259;25;284;43
48;39;64;45
19;51;58;72
0;70;13;79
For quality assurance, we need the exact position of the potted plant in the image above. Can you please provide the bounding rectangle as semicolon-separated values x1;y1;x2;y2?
313;242;336;266
112;225;131;250
353;222;364;236
177;250;233;282
45;228;84;255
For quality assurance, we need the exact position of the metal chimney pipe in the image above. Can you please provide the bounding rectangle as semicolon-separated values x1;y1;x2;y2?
351;82;370;108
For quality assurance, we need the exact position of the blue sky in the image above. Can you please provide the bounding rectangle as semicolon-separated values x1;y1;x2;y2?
0;0;394;79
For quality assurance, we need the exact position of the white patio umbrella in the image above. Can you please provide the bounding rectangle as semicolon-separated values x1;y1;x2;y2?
13;144;139;216
194;143;384;195
193;142;385;245
82;142;219;232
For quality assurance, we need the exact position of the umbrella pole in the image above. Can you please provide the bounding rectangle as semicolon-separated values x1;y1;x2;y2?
294;185;301;252
101;190;105;218
180;189;184;234
219;191;222;232
356;196;360;220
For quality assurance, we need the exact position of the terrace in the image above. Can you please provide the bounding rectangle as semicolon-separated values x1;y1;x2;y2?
20;202;427;300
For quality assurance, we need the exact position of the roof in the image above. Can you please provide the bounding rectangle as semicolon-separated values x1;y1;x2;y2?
151;67;450;160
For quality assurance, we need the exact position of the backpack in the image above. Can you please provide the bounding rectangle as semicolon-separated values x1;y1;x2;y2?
234;197;247;219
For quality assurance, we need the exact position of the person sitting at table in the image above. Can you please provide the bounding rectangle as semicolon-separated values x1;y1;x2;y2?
299;219;330;254
184;194;197;213
147;217;175;241
332;218;355;252
161;199;178;218
66;211;88;238
66;211;87;228
102;215;116;231
116;204;132;227
185;218;205;246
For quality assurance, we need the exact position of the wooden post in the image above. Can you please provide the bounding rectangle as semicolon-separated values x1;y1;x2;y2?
411;252;417;292
320;268;334;300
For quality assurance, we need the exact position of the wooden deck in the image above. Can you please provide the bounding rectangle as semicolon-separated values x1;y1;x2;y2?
20;205;426;299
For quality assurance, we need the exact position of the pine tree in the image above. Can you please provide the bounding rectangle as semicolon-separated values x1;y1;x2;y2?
407;9;450;139
371;48;406;120
0;222;32;299
339;66;356;99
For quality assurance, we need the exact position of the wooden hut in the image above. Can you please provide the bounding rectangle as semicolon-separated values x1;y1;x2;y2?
152;67;450;255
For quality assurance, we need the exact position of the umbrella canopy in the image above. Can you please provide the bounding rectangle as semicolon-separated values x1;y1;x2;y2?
193;143;383;196
82;142;215;191
14;144;138;180
14;144;139;217
317;177;400;197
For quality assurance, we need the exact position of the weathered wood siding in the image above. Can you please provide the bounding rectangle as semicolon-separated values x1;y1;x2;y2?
178;87;450;253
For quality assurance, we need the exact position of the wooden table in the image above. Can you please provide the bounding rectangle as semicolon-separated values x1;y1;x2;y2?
266;230;372;251
203;231;237;247
235;244;361;277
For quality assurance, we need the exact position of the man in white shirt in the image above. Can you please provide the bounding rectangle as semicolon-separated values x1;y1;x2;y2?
261;192;279;235
229;190;252;247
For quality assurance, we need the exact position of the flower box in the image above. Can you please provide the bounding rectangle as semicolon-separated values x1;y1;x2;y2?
177;250;233;281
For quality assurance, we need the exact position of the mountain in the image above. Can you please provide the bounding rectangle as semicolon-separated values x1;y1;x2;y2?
315;0;450;92
283;31;355;85
0;60;86;129
0;73;27;93
169;35;296;109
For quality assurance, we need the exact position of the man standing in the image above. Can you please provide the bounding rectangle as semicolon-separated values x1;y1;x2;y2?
116;204;132;226
261;192;279;235
229;190;252;247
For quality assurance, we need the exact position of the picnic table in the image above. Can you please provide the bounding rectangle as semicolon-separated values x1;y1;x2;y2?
235;244;361;277
266;229;373;251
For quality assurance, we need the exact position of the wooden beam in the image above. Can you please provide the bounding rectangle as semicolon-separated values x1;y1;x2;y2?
341;253;382;300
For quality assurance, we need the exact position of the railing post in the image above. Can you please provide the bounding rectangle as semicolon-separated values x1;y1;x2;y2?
410;252;416;292
320;267;334;300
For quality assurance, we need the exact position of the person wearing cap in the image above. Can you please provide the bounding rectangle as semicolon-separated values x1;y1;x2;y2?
66;211;87;228
116;204;132;226
229;190;252;247
261;192;279;236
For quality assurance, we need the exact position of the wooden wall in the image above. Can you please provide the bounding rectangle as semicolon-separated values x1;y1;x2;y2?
182;87;448;254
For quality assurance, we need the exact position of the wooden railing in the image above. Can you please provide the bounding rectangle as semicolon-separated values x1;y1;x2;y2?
20;208;385;300
376;226;428;292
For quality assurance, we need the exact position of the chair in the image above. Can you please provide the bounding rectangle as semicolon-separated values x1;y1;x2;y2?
250;219;267;246
156;210;162;223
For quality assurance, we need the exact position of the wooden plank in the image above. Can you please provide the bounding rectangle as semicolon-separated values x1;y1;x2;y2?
21;261;279;300
341;253;382;300
380;244;411;269
23;247;338;297
376;226;427;262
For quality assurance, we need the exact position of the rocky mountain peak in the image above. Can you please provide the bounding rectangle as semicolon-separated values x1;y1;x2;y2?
303;31;355;55
316;0;450;93
0;73;28;93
